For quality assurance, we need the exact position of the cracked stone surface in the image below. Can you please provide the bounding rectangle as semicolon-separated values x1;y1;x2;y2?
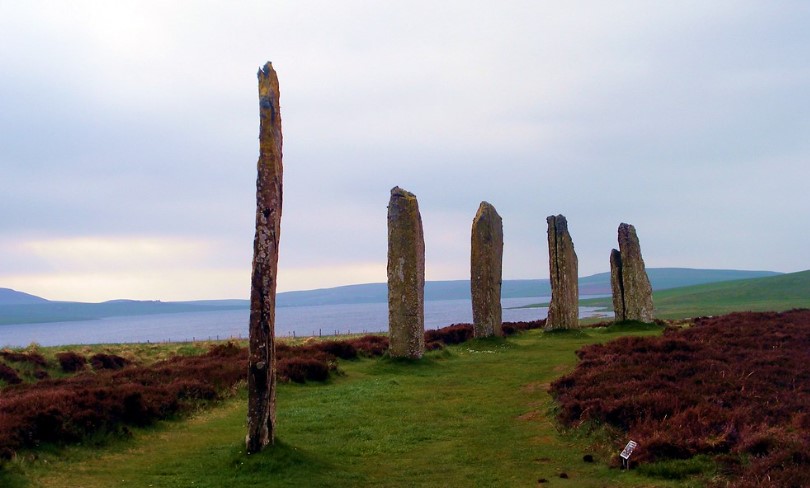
387;186;425;359
546;215;579;330
471;201;503;338
247;61;282;453
610;223;654;323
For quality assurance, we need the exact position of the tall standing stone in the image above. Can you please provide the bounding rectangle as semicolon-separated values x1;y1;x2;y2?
387;187;425;359
610;223;654;322
470;201;503;338
546;215;579;330
246;62;283;454
609;248;625;321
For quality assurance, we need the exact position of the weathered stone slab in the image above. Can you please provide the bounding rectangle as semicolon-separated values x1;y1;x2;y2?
546;215;579;329
611;223;654;322
247;62;283;453
471;201;503;338
610;248;625;321
387;186;425;358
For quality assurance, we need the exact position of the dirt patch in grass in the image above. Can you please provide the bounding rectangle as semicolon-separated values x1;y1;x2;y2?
521;381;550;393
517;410;543;421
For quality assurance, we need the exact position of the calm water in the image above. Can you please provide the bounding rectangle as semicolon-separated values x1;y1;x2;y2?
0;297;610;347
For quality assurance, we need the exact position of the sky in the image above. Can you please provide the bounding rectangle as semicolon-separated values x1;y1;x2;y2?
1;1;808;302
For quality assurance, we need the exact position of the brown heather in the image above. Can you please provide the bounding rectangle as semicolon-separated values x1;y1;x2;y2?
550;310;810;487
0;321;540;461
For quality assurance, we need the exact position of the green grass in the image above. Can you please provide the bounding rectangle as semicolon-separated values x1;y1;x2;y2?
5;272;805;486
522;269;810;319
636;455;718;481
649;269;810;318
3;325;710;488
562;269;810;321
577;269;810;319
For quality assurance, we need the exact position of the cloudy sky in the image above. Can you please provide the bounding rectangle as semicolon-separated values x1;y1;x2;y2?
1;1;808;302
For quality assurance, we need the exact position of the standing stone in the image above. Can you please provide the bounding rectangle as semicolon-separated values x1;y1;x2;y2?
610;223;654;322
246;62;283;454
387;187;425;359
470;201;503;338
609;248;625;321
546;215;579;330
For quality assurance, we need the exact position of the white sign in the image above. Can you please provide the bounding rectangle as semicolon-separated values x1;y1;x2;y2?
620;440;637;460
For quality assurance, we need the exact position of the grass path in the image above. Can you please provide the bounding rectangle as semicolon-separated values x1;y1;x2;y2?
22;327;694;487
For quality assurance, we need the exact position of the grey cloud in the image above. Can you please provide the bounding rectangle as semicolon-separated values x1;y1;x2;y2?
2;2;809;300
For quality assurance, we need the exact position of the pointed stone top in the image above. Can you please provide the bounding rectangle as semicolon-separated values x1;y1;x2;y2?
390;186;416;199
258;61;275;77
618;223;641;243
476;201;499;217
257;63;279;103
547;214;568;232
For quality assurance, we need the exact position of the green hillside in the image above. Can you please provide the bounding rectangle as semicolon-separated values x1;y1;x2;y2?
652;269;810;318
581;269;810;319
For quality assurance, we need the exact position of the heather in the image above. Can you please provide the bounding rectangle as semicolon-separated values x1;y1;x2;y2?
0;323;545;463
550;310;810;487
9;324;674;488
0;344;245;460
0;335;387;459
424;319;546;346
17;313;807;486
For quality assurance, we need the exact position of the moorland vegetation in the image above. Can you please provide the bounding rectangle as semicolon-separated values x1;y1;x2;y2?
0;322;541;465
552;309;810;487
2;272;810;486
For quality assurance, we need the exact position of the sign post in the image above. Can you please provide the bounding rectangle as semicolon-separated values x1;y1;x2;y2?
620;440;637;469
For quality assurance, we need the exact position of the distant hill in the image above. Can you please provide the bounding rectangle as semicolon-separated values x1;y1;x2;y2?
651;269;810;318
275;268;780;307
0;268;784;325
0;300;247;326
580;269;810;319
0;288;49;305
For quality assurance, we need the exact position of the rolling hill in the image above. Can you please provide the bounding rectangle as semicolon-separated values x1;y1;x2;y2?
274;268;779;307
0;288;49;306
580;269;810;318
0;268;785;325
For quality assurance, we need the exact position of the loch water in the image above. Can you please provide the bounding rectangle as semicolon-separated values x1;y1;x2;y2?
0;297;610;347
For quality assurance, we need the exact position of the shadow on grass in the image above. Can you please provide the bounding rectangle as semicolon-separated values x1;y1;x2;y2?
364;348;456;377
0;466;26;488
230;439;366;486
636;454;717;481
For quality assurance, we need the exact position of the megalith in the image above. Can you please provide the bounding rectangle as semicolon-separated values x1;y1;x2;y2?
387;186;425;359
609;249;625;321
246;62;283;453
610;223;654;322
546;215;579;330
470;201;503;338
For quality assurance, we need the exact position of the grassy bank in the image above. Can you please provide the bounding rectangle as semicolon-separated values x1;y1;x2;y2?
647;270;810;318
525;269;810;319
2;325;704;488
